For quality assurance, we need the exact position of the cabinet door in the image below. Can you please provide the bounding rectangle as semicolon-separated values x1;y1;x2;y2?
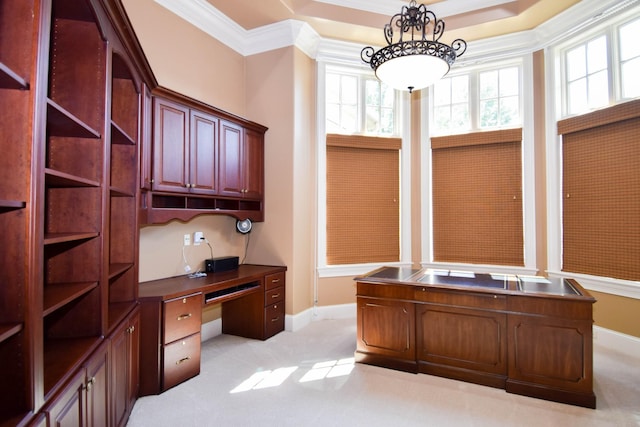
189;110;218;195
416;302;507;387
152;98;189;193
218;120;244;197
111;310;140;427
243;128;264;199
356;297;415;362
85;345;109;427
44;370;86;427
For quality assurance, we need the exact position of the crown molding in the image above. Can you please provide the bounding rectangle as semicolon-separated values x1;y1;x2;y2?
154;0;321;57
155;0;639;63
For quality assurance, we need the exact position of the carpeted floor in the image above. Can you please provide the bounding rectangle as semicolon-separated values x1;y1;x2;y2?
127;318;640;426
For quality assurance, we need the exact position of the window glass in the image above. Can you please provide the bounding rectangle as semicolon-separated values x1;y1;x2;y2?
620;18;640;99
432;75;469;134
565;35;609;115
479;66;520;128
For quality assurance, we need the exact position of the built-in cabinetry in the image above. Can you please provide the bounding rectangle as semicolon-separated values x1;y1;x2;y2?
0;0;38;423
140;87;267;224
0;0;153;425
356;268;596;408
139;265;287;395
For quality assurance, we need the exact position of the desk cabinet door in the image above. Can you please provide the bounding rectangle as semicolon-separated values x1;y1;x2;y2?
356;297;415;360
416;302;507;387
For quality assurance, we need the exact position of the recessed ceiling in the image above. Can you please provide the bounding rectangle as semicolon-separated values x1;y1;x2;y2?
204;0;582;45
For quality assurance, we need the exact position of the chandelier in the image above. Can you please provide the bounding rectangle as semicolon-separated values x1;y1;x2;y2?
361;0;467;93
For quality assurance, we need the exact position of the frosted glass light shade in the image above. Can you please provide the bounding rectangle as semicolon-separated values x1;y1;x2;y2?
375;54;450;92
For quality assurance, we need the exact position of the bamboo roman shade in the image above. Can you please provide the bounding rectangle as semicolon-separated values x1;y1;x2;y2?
431;129;524;266
559;100;640;281
326;134;401;265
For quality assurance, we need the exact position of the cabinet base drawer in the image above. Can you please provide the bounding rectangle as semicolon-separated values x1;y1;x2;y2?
264;303;285;339
163;332;201;391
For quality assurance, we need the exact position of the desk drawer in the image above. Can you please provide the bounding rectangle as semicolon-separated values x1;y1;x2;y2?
264;302;285;339
265;286;284;305
163;332;201;391
164;293;202;344
265;272;285;291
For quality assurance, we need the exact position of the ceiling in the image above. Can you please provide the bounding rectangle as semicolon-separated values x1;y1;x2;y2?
204;0;582;46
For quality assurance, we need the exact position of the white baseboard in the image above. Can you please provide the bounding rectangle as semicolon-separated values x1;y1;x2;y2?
594;325;640;359
201;318;222;342
203;303;358;341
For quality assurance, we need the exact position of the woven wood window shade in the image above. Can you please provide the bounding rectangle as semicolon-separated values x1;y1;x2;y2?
559;100;640;281
326;134;401;265
431;129;524;266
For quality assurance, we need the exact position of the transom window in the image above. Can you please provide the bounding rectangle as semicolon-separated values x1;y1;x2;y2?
559;15;640;118
431;64;521;135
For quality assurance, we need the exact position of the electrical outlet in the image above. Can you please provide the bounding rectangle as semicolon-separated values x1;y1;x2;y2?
194;231;204;245
183;233;190;246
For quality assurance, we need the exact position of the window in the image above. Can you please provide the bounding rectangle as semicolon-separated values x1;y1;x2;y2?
431;129;524;267
321;66;406;271
326;69;398;136
325;135;401;265
479;67;520;128
558;101;640;282
619;18;640;99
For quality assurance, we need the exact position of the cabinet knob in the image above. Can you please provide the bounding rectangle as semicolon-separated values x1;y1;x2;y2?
150;179;155;183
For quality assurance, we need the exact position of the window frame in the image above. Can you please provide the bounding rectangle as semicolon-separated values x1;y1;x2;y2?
317;61;412;278
422;54;537;276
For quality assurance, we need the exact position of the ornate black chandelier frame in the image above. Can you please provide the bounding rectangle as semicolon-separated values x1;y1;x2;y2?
361;0;468;91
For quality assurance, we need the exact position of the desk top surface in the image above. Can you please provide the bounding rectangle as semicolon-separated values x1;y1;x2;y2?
356;266;594;301
139;264;287;301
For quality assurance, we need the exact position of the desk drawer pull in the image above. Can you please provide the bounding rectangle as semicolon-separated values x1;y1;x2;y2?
177;313;192;321
176;356;191;365
271;279;280;283
271;293;280;299
271;317;280;322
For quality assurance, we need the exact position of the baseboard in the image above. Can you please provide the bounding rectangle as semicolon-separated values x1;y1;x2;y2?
287;303;357;332
594;325;640;359
201;318;222;342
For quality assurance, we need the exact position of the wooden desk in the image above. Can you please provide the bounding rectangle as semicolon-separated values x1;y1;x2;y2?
138;264;287;395
355;267;596;408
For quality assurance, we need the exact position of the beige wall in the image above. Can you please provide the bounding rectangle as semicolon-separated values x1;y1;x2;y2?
122;0;246;116
123;1;639;338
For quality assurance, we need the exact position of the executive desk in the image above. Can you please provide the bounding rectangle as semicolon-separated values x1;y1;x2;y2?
355;267;596;408
138;264;287;395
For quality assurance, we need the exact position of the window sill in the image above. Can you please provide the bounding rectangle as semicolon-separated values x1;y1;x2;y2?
318;262;413;278
547;270;640;300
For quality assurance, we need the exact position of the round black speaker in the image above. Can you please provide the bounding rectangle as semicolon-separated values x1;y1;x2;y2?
236;218;252;234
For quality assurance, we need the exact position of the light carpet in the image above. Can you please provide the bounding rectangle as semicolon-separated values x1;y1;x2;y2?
127;318;640;426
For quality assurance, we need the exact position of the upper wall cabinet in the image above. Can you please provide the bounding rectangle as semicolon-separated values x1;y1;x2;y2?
141;87;267;224
152;97;219;195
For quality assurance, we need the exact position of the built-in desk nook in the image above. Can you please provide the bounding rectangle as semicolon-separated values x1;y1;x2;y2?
138;264;287;395
355;267;596;408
